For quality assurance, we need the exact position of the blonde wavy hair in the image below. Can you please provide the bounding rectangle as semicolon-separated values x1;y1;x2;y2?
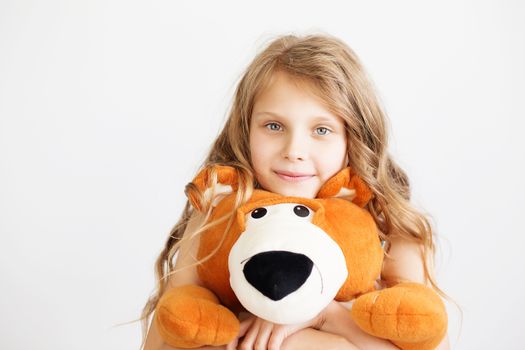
139;33;446;346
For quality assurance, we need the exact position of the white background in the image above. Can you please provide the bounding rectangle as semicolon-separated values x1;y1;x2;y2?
1;1;524;349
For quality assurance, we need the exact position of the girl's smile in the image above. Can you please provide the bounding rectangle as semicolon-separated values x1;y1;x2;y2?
273;170;315;182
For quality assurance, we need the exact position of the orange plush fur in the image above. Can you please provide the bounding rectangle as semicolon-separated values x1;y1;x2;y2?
155;166;447;349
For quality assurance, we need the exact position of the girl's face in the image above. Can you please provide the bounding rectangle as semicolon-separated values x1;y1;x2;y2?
249;71;348;198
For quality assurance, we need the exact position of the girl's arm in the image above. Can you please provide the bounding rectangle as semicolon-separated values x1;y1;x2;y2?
143;212;210;350
380;234;451;350
316;301;400;350
281;328;358;350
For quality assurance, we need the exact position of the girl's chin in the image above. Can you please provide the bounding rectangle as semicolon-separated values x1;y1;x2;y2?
267;184;318;198
256;174;319;197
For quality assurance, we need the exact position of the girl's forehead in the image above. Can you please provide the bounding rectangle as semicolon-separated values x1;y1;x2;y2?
259;70;320;97
253;72;332;111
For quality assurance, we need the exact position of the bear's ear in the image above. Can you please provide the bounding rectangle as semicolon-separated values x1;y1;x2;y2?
186;165;239;211
316;167;373;207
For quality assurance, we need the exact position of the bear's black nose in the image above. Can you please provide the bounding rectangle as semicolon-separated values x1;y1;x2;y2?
243;251;313;301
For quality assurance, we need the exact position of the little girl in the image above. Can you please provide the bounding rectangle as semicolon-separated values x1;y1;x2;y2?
141;33;450;350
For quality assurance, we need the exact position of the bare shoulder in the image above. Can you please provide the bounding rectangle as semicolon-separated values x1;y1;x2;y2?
381;234;426;286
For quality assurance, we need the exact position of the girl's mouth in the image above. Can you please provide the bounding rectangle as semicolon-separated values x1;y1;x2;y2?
274;171;314;182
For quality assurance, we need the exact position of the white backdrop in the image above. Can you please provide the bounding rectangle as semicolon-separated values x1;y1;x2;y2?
1;1;524;349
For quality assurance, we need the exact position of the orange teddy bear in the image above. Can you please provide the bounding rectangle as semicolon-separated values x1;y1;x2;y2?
155;165;447;349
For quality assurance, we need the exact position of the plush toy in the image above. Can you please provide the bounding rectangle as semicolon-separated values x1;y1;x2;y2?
155;165;447;350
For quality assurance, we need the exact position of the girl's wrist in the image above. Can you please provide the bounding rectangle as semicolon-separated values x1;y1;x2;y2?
316;300;341;332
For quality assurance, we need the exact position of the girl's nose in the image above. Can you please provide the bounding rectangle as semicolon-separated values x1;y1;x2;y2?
281;133;308;161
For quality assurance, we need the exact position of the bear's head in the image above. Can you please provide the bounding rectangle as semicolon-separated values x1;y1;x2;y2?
187;165;383;324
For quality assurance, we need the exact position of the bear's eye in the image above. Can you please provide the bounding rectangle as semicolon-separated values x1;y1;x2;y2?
251;207;267;219
293;205;310;217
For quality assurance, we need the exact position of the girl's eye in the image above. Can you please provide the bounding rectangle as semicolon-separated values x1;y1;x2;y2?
266;123;282;132
315;127;331;136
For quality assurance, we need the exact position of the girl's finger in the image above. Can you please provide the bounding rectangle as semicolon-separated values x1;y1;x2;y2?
254;321;273;350
238;318;261;350
238;316;256;339
225;337;239;350
268;328;286;350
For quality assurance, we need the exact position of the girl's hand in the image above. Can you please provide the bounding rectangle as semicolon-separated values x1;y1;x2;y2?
226;311;326;350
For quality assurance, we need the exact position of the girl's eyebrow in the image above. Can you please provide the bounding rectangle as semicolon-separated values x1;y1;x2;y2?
251;111;286;122
253;111;283;118
253;111;336;123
